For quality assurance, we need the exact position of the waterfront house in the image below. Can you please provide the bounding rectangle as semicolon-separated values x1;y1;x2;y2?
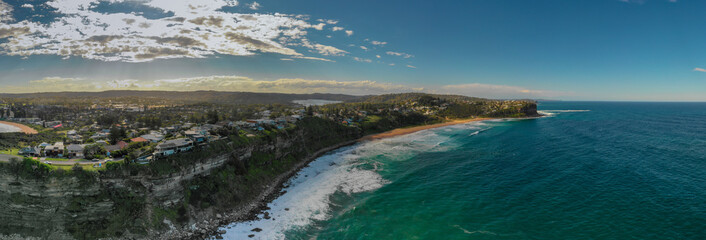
140;134;164;143
184;130;207;144
153;138;194;158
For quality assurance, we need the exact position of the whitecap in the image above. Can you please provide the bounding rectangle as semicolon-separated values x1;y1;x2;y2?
216;127;458;240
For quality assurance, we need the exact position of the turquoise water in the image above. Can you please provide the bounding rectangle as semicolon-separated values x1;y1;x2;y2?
221;102;706;240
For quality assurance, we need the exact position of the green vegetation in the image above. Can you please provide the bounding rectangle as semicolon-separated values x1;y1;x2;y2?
0;92;538;239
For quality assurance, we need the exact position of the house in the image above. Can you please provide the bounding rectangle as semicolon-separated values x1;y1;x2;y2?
153;138;194;158
116;141;129;149
184;130;207;144
19;147;42;157
67;130;83;143
130;137;149;143
66;144;85;158
105;144;122;156
44;121;62;128
235;121;255;128
44;142;64;157
140;134;164;143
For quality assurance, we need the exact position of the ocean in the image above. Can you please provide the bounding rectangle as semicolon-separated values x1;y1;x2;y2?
218;102;706;240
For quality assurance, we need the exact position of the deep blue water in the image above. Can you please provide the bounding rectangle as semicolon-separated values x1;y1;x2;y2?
221;102;706;240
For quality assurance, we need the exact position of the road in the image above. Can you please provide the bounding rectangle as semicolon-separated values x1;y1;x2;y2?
0;154;120;166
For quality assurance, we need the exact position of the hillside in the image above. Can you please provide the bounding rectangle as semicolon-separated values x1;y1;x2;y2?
0;91;364;105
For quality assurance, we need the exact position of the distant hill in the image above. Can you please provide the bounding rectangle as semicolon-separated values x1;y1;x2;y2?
351;93;490;104
0;90;364;105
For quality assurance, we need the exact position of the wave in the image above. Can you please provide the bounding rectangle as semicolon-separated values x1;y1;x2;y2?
542;110;591;112
538;109;590;117
217;128;458;239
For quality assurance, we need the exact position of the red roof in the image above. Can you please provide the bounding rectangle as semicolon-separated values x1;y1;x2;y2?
117;141;129;149
131;137;148;143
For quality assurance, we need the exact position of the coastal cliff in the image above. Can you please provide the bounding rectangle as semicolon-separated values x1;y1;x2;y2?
0;117;361;239
0;102;538;240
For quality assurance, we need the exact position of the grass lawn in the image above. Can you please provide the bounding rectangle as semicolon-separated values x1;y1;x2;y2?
0;149;19;155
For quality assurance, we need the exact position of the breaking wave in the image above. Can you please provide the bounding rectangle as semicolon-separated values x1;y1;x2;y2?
538;109;590;116
216;126;467;239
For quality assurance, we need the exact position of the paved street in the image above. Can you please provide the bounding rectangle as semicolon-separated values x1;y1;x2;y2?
0;154;119;166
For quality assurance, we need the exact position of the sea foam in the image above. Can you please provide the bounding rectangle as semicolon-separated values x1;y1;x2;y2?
538;109;590;117
216;126;464;239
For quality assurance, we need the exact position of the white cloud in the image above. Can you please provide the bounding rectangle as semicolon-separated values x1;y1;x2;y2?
345;30;353;36
293;55;335;62
21;4;34;10
370;41;387;46
249;1;261;10
313;44;348;56
693;67;706;72
332;26;344;31
319;19;338;25
0;0;361;62
406;65;417;69
387;51;414;58
280;58;294;61
310;23;326;30
0;0;13;22
360;46;368;51
376;55;381;58
353;57;372;63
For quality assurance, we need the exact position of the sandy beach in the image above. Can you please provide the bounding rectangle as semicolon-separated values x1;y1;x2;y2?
360;117;494;141
0;121;38;134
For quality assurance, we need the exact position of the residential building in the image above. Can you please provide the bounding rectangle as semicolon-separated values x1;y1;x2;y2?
153;138;194;158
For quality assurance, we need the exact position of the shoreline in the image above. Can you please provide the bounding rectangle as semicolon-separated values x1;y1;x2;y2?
359;117;495;141
0;121;38;134
193;117;502;239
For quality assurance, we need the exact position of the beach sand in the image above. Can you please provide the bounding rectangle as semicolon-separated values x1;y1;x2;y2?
0;121;38;134
359;117;493;141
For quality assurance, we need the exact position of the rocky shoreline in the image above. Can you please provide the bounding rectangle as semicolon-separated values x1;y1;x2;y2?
157;116;542;240
157;140;359;240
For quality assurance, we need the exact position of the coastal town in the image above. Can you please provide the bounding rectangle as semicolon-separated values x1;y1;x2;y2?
0;92;537;240
0;93;534;170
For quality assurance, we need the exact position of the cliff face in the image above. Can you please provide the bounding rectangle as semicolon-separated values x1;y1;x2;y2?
0;171;110;240
0;122;361;239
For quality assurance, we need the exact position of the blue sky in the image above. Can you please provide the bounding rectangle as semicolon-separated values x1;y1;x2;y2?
1;0;705;101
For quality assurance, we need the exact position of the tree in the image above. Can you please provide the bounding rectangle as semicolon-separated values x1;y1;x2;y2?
109;127;127;144
83;144;106;159
207;109;219;124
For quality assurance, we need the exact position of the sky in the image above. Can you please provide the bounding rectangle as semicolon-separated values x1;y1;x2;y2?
1;0;705;101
